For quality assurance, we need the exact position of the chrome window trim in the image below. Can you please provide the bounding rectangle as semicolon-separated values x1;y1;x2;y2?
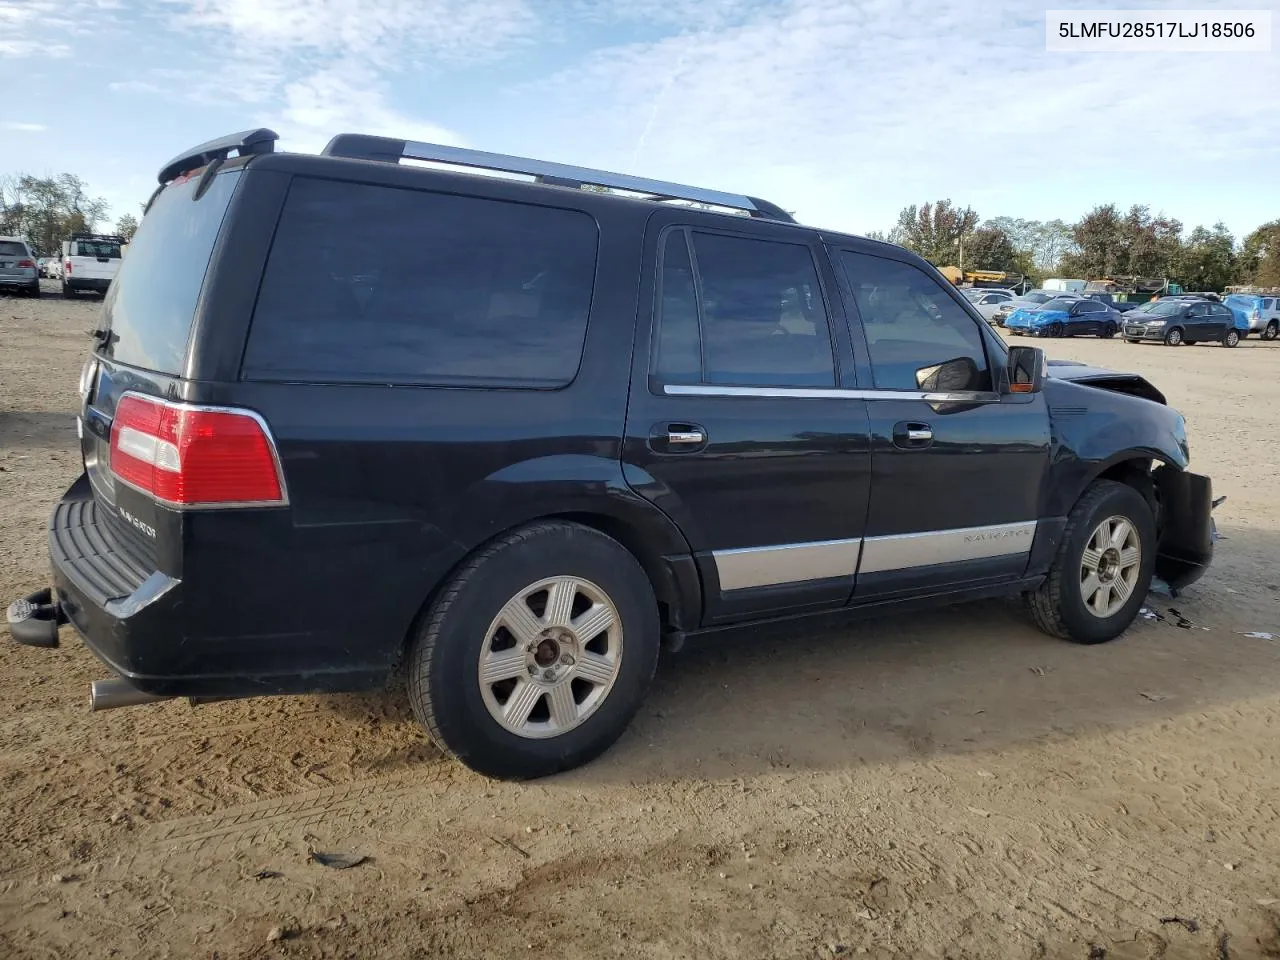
663;383;1002;404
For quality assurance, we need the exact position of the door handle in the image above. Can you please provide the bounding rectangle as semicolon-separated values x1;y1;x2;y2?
893;421;933;449
650;422;707;452
667;427;706;445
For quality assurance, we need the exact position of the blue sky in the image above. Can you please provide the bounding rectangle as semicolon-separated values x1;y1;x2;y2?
3;0;1278;240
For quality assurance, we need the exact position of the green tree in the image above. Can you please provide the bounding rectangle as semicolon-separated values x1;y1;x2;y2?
892;199;979;266
1175;223;1236;291
1062;204;1127;278
1238;220;1280;286
966;226;1018;272
984;216;1077;272
115;213;139;242
0;173;109;257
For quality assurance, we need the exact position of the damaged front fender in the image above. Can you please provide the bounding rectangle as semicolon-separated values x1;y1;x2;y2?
1153;466;1214;592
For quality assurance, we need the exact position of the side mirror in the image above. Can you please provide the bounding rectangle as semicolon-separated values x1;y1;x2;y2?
916;355;981;392
1006;345;1045;394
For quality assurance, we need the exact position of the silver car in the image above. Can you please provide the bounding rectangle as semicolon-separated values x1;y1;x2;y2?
961;287;1016;323
0;237;40;297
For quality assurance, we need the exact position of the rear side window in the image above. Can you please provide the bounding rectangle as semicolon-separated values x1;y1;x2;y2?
0;241;28;256
652;228;835;388
242;178;598;388
840;251;992;392
101;169;241;374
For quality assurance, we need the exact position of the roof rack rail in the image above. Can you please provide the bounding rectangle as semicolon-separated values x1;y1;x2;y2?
70;232;125;242
321;134;796;223
156;128;279;185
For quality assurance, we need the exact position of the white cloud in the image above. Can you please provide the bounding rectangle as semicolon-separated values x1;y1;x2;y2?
0;38;71;57
272;63;466;154
519;0;1280;235
4;122;47;132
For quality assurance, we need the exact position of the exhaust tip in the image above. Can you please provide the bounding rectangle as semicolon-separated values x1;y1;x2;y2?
89;677;171;712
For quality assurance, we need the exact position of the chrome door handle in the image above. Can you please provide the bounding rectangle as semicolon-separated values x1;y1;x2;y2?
667;428;706;445
907;428;932;442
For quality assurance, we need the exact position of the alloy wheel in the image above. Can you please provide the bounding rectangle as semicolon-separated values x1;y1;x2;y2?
1079;516;1142;618
477;576;623;739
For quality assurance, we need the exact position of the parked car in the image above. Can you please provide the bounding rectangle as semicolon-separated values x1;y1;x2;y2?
961;287;1016;323
61;233;124;298
6;128;1217;780
0;237;41;297
1083;292;1140;314
1122;299;1241;347
1005;296;1122;338
991;289;1067;327
1223;293;1279;339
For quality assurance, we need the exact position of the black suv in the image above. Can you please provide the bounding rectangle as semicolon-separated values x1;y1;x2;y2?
8;130;1216;779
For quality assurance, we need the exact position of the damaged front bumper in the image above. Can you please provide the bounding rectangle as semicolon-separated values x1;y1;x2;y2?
1152;466;1217;592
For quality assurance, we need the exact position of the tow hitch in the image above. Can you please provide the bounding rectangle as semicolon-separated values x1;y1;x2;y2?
6;587;67;648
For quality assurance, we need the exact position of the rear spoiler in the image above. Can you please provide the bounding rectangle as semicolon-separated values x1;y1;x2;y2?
155;128;279;185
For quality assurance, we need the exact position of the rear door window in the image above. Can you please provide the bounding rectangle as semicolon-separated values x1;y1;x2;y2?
651;228;836;388
100;169;241;374
839;251;992;392
242;178;599;388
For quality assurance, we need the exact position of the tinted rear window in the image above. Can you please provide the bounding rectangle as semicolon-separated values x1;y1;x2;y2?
75;240;121;258
242;178;599;388
0;241;28;256
100;170;241;374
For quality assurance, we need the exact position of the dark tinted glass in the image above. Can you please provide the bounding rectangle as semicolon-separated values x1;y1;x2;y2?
840;251;992;392
653;231;701;382
0;241;27;256
76;240;121;258
101;169;240;374
244;178;598;388
1042;298;1077;311
1077;300;1104;313
688;232;834;387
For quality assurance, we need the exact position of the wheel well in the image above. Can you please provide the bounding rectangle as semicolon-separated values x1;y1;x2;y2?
1096;458;1158;519
554;512;688;635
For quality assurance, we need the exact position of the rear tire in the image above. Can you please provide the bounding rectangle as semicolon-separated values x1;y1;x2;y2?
61;282;74;299
406;521;661;780
1025;480;1156;644
1263;321;1279;341
1164;326;1183;346
1223;329;1241;348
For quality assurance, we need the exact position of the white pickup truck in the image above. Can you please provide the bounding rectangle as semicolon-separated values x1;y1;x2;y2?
61;233;124;298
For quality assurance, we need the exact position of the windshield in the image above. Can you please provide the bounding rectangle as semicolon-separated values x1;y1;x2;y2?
1040;298;1077;312
75;240;122;258
1145;301;1186;317
1022;292;1056;304
961;289;985;301
100;169;241;374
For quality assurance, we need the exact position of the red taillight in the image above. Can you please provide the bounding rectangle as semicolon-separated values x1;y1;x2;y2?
64;259;72;275
109;393;286;508
17;258;35;268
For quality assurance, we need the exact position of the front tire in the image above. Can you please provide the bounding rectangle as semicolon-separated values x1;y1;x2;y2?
1101;322;1116;339
1025;480;1156;644
406;521;660;780
1164;326;1183;346
1223;329;1241;348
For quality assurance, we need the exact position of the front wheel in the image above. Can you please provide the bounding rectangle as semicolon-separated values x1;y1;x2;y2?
1048;322;1065;338
1025;480;1156;644
1164;326;1183;346
1223;329;1241;348
1101;322;1116;339
1263;321;1279;341
406;521;660;780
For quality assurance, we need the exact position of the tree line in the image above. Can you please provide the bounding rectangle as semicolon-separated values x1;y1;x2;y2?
869;200;1280;290
0;172;138;259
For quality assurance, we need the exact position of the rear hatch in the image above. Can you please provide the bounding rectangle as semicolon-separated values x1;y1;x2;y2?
79;168;244;573
68;238;123;281
0;239;33;282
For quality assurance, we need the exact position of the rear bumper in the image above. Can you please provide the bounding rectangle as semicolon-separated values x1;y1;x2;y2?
0;271;37;287
8;474;389;698
65;277;111;292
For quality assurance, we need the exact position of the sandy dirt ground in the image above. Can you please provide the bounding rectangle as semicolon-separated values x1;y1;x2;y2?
2;283;1279;960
